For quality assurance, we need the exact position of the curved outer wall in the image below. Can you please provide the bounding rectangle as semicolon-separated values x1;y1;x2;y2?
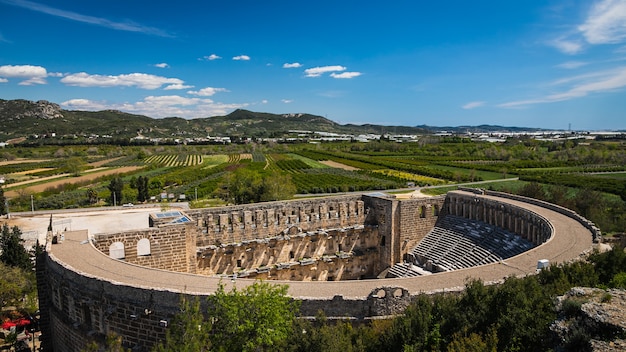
36;191;593;351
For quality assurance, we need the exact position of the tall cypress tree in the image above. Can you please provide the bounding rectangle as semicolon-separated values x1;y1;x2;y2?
0;186;6;216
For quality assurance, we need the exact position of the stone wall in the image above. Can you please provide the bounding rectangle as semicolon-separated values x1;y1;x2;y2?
38;191;571;351
185;195;365;246
92;225;198;273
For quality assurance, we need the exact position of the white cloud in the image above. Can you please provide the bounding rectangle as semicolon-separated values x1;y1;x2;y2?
61;95;248;118
462;101;486;109
550;37;584;54
261;100;268;104
281;99;293;103
579;0;626;44
187;87;228;96
60;72;185;89
164;83;194;90
556;61;588;69
499;66;626;108
283;62;302;68
4;0;172;37
0;78;8;83
61;98;108;110
233;55;251;61
0;64;48;85
48;72;64;77
200;54;221;61
304;65;346;77
330;71;362;79
154;63;169;68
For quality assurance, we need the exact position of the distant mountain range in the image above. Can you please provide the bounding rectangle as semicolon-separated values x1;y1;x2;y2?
0;99;544;142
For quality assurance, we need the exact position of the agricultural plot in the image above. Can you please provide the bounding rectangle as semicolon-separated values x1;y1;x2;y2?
371;169;446;186
144;154;204;167
429;164;507;181
202;154;229;168
287;153;329;168
292;168;403;194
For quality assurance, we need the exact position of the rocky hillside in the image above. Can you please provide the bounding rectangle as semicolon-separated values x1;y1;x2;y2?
552;287;626;351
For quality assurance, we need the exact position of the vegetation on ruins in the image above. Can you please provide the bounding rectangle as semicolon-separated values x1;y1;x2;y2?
154;281;299;352
148;247;626;351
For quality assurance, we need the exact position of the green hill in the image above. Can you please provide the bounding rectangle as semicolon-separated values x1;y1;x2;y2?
0;99;431;141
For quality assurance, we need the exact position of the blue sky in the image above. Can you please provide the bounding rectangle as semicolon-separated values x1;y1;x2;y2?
1;0;625;130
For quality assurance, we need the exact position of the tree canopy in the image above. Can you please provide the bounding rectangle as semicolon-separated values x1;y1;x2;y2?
0;223;31;271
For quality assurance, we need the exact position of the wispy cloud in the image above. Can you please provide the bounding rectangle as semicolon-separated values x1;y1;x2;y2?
281;99;293;103
200;54;221;61
283;62;302;68
579;0;626;44
330;71;362;79
556;61;588;69
499;66;626;108
549;37;584;54
60;72;185;89
0;78;8;83
61;95;248;118
187;87;228;96
462;101;486;110
0;64;48;85
233;55;250;61
154;63;169;68
548;0;626;54
164;83;193;90
1;0;173;37
304;65;346;77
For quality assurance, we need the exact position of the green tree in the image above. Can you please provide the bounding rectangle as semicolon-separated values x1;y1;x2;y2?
220;168;296;204
137;176;150;203
108;177;124;205
153;296;211;352
0;261;35;308
86;188;98;204
0;185;6;216
207;281;300;352
63;156;85;176
0;224;32;270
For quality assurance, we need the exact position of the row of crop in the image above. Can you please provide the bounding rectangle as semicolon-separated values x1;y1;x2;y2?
274;159;311;173
294;150;381;170
251;151;266;163
295;149;476;181
0;160;64;175
292;168;402;194
228;154;241;163
371;169;446;186
286;153;329;168
144;154;204;167
520;173;626;200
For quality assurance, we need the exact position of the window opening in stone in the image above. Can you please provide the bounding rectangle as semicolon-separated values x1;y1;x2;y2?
137;238;151;256
109;241;125;259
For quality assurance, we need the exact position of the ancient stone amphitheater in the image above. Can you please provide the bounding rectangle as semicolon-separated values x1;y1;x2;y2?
36;189;599;351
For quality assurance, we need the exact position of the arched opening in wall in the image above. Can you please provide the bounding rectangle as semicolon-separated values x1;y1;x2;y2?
289;251;294;259
137;238;151;256
380;235;386;247
109;242;125;259
420;205;427;218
